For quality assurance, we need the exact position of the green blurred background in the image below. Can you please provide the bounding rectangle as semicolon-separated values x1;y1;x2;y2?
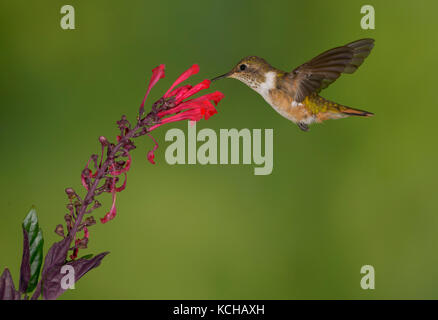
1;0;437;299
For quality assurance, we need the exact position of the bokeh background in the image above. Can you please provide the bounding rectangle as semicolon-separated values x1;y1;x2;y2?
1;0;437;299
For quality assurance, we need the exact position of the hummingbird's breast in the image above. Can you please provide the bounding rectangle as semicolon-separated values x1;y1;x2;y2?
255;72;314;125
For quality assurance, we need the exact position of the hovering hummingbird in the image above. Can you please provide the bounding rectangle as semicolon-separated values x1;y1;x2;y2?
212;39;375;131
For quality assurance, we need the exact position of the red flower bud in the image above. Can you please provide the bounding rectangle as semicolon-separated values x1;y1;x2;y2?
147;150;155;165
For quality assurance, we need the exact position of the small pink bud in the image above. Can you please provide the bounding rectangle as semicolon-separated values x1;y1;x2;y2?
54;224;64;238
99;136;108;146
65;188;75;196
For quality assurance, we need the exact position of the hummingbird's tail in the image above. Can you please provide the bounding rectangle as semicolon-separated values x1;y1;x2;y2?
339;105;374;117
305;94;374;122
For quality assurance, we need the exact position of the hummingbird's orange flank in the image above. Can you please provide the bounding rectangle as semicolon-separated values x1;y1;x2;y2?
212;39;375;131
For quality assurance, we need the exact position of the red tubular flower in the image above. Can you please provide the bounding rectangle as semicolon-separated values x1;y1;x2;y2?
81;159;94;191
70;227;89;260
167;84;192;99
163;64;199;98
147;151;155;165
100;190;117;224
140;64;165;110
114;173;127;192
70;243;79;260
174;79;211;103
84;227;90;239
146;65;225;133
191;91;224;106
100;179;117;224
146;133;159;165
148;97;221;131
109;153;132;176
99;160;129;224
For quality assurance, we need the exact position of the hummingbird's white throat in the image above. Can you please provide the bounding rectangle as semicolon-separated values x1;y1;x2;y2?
257;71;277;102
237;71;277;101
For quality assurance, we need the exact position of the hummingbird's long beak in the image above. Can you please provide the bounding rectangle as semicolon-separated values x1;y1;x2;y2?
211;72;231;81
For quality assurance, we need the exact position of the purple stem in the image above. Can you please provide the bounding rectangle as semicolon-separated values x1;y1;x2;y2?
70;123;141;236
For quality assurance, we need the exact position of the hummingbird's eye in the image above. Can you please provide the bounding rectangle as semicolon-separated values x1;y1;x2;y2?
240;64;247;71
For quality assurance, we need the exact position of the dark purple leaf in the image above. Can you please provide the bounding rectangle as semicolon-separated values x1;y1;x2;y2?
42;252;109;300
0;268;21;300
30;281;41;300
41;236;72;278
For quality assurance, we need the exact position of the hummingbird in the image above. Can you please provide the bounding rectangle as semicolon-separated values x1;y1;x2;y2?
212;38;375;131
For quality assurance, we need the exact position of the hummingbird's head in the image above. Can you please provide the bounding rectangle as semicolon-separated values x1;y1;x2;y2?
212;56;273;90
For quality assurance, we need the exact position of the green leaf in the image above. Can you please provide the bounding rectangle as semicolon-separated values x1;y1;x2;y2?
79;254;94;260
22;206;44;293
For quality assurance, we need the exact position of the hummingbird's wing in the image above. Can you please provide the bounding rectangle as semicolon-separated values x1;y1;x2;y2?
283;39;374;102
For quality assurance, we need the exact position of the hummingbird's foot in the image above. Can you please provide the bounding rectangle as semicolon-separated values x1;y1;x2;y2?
297;122;309;132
